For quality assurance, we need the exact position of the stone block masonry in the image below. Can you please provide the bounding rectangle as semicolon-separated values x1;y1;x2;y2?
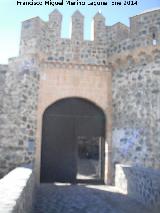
112;48;160;169
20;9;160;64
115;164;160;212
0;56;40;178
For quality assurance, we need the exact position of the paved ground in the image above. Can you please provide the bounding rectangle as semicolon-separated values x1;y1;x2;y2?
77;158;99;180
33;183;150;213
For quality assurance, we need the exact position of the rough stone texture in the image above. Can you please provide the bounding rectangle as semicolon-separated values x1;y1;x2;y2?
0;65;8;177
0;167;34;213
33;183;150;213
0;57;39;178
0;8;160;182
112;50;160;169
115;164;160;213
19;9;160;64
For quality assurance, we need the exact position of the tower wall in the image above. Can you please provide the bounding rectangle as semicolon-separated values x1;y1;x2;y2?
112;48;160;170
0;57;40;178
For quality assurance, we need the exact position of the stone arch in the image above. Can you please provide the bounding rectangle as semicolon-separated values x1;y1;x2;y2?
40;97;106;183
40;95;107;117
35;65;112;184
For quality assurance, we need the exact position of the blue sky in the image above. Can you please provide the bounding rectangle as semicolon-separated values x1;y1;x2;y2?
0;0;160;64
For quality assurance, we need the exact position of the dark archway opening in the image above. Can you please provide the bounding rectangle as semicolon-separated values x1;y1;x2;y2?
40;98;106;183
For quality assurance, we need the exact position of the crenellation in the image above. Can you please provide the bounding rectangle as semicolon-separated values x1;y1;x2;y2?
93;12;106;44
130;9;160;39
48;9;62;40
106;22;129;44
71;10;84;41
19;9;160;64
20;17;46;56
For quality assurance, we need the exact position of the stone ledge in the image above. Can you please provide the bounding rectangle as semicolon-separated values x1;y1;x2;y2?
42;62;109;72
0;167;33;213
115;164;160;212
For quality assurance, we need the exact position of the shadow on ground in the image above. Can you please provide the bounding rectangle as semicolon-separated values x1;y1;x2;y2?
33;183;151;213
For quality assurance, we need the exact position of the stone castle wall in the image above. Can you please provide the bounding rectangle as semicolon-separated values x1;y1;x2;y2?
0;8;160;180
0;57;40;178
112;48;160;169
108;9;160;56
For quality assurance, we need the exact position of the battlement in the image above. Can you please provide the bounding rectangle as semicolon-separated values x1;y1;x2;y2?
130;8;160;37
19;8;160;64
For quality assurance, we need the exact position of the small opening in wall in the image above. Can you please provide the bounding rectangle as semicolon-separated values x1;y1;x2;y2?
152;33;157;46
152;33;156;39
149;27;158;46
152;33;157;45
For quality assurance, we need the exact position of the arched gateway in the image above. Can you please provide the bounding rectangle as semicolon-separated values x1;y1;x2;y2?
40;97;106;183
